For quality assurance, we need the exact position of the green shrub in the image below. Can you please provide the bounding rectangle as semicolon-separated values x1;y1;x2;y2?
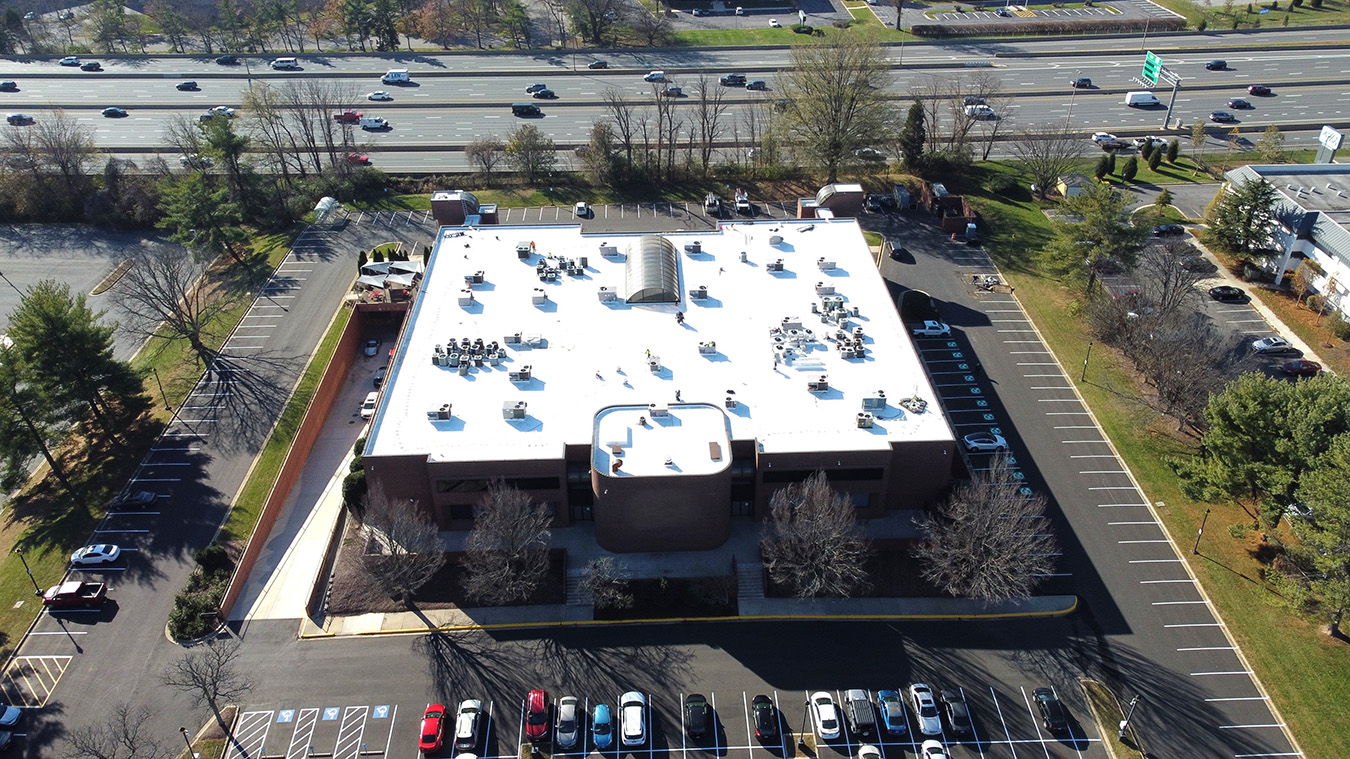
1307;294;1325;313
831;19;850;28
986;174;1015;196
1147;150;1163;171
343;469;368;513
1121;156;1139;182
1166;139;1180;163
1155;187;1173;207
193;543;234;574
1310;0;1322;7
1328;313;1350;341
791;23;813;33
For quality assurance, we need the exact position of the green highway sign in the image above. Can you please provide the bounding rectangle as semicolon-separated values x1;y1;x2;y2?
1142;51;1161;85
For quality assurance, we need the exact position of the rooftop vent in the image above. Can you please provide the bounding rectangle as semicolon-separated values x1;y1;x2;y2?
502;401;527;420
817;257;835;270
649;403;670;417
862;390;887;410
598;286;619;302
425;403;453;421
856;412;874;429
808;375;829;392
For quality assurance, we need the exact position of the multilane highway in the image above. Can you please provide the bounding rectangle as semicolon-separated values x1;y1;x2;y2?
2;32;1349;171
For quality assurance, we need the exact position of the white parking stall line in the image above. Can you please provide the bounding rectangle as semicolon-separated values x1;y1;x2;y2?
1130;559;1184;564
1030;386;1072;390
1039;399;1083;403
1232;753;1303;757
741;692;754;755
1153;600;1210;605
1098;503;1148;507
1047;411;1092;416
1062;440;1107;444
1118;539;1170;544
1142;579;1197;584
1003;340;1043;344
987;688;1020;759
1206;696;1268;702
1109;521;1159;526
1071;454;1119;459
286;708;321;759
710;691;720;756
1180;646;1237;651
1219;724;1286;730
1079;470;1127;475
1089;486;1139;490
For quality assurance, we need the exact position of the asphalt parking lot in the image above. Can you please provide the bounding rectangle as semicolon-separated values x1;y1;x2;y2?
229;682;1098;759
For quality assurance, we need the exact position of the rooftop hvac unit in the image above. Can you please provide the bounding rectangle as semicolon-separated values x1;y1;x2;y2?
649;403;670;417
532;288;547;305
684;241;702;255
597;286;618;302
458;289;474;306
769;235;784;245
767;259;784;272
470;270;485;284
862;391;887;410
856;412;875;429
516;241;534;258
689;285;708;300
433;353;448;366
503;401;527;419
504;333;521;345
725;395;738;409
458;363;469;376
599;244;619;256
509;365;533;382
815;282;835;296
648;356;662;372
739;251;748;262
781;317;803;331
817;258;836;271
578;256;588;268
808;375;829;392
698;341;717;355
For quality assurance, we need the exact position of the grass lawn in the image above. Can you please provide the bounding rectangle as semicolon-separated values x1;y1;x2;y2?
221;306;351;543
1151;0;1350;28
0;232;297;661
671;22;903;46
950;161;1350;759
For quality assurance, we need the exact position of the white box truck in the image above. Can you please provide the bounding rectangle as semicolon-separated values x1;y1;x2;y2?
381;69;410;84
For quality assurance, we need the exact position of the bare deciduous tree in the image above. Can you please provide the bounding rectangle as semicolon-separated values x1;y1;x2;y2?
1009;125;1087;198
465;136;506;180
776;38;897;182
913;458;1056;601
691;76;729;175
603;89;641;178
760;471;872;598
630;7;673;46
64;702;171;759
461;481;553;605
1133;240;1206;319
358;489;446;605
161;638;254;729
580;556;634;610
111;244;226;363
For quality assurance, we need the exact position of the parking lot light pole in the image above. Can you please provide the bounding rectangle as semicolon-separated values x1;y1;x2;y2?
14;548;41;595
0;269;23;297
180;727;199;759
152;367;171;411
1117;695;1141;740
1193;508;1211;554
1066;70;1081;126
1080;341;1093;382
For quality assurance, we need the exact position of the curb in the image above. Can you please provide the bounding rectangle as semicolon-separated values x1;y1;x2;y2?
300;595;1077;638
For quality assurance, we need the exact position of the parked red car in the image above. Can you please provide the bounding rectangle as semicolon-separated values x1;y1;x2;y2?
334;109;362;123
1280;359;1322;378
419;704;447;754
524;689;550;741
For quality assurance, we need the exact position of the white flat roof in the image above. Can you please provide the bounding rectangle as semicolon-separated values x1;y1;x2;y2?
364;219;954;463
594;403;731;478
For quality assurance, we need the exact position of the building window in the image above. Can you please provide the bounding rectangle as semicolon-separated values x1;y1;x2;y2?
731;500;753;517
436;476;561;493
762;467;884;484
571;502;593;522
848;492;872;509
449;504;474;521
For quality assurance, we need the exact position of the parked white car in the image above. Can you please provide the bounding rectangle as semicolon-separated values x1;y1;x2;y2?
620;692;646;746
811;692;841;740
908;684;942;736
360;391;378;419
71;544;121;567
911;320;951;337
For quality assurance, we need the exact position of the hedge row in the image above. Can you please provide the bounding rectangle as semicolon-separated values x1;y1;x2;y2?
911;16;1185;37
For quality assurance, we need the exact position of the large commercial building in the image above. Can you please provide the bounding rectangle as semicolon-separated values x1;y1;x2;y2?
1223;163;1350;320
362;216;957;552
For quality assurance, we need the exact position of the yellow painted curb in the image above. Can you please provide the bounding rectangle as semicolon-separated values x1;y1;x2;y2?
298;597;1077;638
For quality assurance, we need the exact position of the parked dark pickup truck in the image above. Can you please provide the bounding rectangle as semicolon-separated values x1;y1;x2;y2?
42;580;108;609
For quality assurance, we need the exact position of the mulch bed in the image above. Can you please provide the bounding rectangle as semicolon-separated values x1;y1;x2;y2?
325;521;564;615
594;576;737;621
764;539;952;599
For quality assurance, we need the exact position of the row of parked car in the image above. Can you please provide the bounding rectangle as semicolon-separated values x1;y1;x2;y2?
420;685;1072;756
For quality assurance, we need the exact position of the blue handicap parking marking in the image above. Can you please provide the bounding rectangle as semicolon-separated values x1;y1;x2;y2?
373;706;389;719
323;707;340;721
278;710;295;723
